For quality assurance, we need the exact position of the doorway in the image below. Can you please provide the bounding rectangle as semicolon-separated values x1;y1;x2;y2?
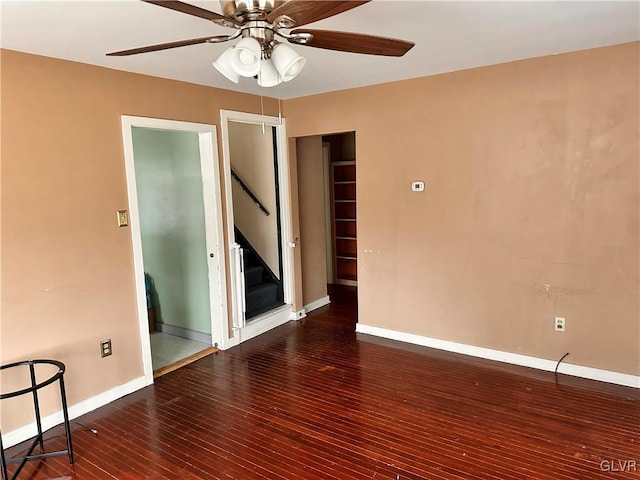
295;132;358;317
228;121;284;320
220;110;295;346
121;116;227;384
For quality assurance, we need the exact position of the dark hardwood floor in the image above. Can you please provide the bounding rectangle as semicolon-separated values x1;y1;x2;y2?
5;285;639;479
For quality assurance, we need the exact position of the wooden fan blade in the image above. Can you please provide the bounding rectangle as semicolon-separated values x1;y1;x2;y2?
107;35;229;56
267;1;370;27
142;0;239;27
291;29;414;57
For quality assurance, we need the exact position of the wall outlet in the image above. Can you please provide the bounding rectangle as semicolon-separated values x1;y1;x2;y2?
554;317;565;332
101;339;112;357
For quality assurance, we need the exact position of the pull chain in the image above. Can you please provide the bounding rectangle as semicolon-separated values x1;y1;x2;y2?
259;84;266;134
277;81;282;124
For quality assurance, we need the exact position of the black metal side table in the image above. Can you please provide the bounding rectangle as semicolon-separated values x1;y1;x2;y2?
0;359;74;480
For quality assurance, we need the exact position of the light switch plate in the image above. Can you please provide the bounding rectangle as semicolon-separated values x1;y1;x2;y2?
411;181;425;192
117;210;129;227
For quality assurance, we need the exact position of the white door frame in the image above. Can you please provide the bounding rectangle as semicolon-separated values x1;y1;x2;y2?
220;110;296;347
121;115;228;385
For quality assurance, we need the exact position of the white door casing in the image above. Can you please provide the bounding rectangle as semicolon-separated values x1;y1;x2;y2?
121;116;228;384
220;110;296;347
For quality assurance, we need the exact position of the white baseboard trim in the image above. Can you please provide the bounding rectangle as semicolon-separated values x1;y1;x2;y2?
156;322;212;344
2;375;147;448
356;324;640;389
290;308;306;320
304;295;331;313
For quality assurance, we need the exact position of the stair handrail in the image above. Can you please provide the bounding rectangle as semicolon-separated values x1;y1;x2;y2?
231;169;270;216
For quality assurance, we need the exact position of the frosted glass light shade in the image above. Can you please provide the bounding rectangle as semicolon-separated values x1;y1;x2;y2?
257;59;281;87
212;47;239;83
230;37;261;77
271;43;306;82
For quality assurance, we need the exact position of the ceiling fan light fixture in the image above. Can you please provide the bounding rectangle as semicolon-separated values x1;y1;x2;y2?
213;46;240;83
271;43;306;82
230;36;262;77
107;1;415;88
257;59;281;88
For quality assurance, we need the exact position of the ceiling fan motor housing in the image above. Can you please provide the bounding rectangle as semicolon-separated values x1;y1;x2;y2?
241;21;276;53
221;0;284;22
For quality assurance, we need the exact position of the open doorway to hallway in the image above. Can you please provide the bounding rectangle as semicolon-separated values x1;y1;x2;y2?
131;126;218;377
122;116;228;383
295;131;358;317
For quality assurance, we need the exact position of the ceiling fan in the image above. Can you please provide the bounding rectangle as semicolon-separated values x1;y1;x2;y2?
107;0;415;87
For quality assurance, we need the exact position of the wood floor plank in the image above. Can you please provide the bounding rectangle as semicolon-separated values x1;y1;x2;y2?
5;285;639;479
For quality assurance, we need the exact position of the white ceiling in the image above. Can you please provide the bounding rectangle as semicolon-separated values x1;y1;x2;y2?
1;1;638;99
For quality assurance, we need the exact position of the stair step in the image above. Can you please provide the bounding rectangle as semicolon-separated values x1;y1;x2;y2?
245;282;278;314
246;300;285;320
244;265;264;287
243;250;260;268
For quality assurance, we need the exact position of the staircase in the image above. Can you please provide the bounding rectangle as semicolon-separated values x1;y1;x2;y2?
236;228;284;320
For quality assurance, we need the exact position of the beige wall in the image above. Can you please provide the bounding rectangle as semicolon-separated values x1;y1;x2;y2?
229;121;280;275
285;42;640;376
296;136;328;305
0;49;279;433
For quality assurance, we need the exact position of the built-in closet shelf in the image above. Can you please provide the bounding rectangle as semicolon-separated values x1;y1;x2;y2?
332;159;357;286
336;260;357;282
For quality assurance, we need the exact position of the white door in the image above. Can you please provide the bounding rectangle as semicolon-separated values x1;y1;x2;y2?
121;116;228;384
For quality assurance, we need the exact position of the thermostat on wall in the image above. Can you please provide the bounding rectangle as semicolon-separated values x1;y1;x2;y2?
411;181;425;192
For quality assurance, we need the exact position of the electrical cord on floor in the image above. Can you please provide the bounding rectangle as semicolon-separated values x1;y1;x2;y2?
72;421;98;435
555;352;570;384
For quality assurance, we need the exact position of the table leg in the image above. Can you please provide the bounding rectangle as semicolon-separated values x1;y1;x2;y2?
28;363;44;451
59;376;74;464
0;432;8;480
